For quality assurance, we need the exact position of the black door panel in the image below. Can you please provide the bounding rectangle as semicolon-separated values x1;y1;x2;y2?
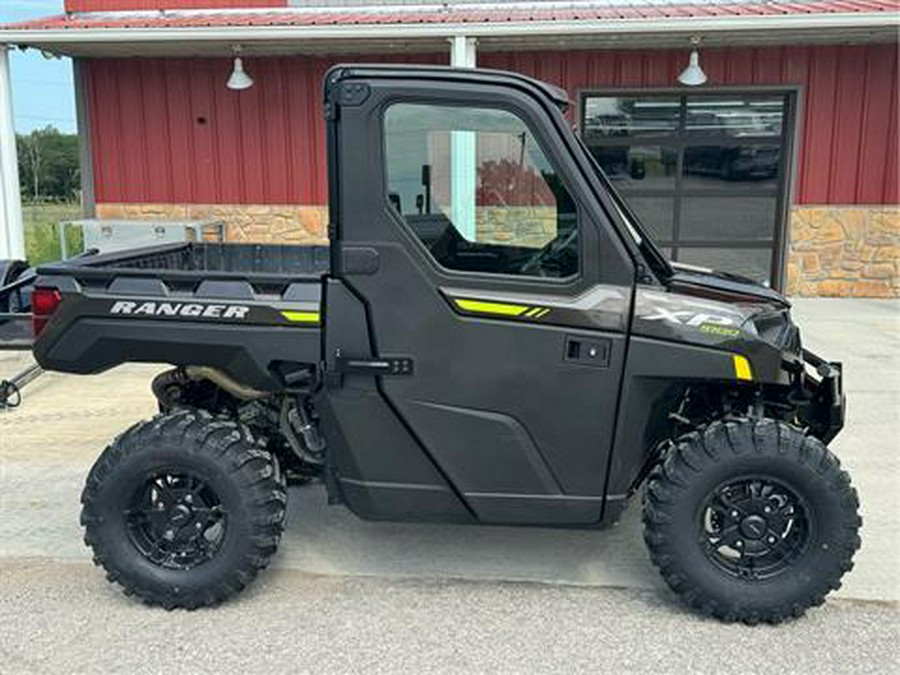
332;74;635;525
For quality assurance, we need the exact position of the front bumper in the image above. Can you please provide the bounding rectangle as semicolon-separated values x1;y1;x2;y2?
797;348;845;444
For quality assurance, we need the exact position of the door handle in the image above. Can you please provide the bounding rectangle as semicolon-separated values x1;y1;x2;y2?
564;336;611;368
335;356;414;376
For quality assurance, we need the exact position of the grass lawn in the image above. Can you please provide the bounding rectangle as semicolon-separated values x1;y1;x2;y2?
23;203;84;265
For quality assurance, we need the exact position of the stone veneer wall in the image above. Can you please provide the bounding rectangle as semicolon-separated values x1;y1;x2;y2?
95;203;559;249
95;203;329;245
786;206;899;298
95;202;898;298
475;206;557;249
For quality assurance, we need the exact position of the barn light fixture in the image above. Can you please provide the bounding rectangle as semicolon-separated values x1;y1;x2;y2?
678;36;708;87
227;47;254;91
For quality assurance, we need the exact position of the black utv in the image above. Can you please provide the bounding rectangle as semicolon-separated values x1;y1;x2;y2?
1;66;858;624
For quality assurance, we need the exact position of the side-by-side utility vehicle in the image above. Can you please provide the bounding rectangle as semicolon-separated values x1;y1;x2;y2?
0;66;859;623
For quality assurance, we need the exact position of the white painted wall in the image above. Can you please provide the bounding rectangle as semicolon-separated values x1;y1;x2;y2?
0;46;24;261
449;36;477;241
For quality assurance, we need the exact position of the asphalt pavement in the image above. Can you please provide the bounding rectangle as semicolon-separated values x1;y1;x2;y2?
1;298;898;674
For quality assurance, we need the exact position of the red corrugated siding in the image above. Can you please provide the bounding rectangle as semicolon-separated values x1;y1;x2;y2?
87;44;898;207
86;53;446;205
66;1;286;11
480;44;898;205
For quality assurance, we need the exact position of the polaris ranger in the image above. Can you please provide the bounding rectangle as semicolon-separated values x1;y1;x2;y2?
1;66;858;623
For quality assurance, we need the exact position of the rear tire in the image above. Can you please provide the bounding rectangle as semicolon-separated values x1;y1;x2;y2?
81;408;287;609
643;417;861;624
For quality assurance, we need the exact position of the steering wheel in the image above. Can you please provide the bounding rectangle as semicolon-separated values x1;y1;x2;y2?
520;228;578;277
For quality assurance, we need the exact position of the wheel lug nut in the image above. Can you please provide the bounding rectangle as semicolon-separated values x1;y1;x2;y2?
764;506;771;513
735;540;743;548
731;511;739;518
768;536;777;544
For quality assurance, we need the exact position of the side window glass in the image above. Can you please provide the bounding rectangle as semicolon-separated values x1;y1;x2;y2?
384;103;579;278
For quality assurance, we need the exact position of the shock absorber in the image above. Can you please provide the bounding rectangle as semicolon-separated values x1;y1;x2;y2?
290;399;327;456
279;397;326;465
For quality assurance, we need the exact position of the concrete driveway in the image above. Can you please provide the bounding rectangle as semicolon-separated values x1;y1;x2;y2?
1;298;898;673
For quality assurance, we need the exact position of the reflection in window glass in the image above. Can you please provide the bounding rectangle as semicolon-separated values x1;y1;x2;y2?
583;97;679;138
624;196;675;240
591;145;677;189
578;91;790;287
680;196;777;241
677;247;773;285
682;144;781;187
685;96;784;136
384;103;579;278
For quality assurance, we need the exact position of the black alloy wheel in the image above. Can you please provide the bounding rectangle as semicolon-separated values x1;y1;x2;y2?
700;476;811;581
643;417;861;624
125;472;228;571
81;408;287;609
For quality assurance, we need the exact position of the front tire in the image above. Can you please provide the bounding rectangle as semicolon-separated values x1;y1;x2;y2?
643;417;861;624
81;408;287;609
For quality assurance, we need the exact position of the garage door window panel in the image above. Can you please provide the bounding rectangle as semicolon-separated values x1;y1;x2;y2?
592;145;677;190
682;143;782;189
680;196;778;242
623;196;675;240
678;247;774;285
580;91;791;288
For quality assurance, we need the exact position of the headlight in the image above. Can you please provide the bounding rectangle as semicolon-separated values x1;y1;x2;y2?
752;308;800;353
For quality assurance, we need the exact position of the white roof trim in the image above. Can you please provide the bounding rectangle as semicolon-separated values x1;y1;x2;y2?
1;12;898;45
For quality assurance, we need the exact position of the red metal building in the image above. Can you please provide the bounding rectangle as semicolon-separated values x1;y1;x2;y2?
1;0;897;295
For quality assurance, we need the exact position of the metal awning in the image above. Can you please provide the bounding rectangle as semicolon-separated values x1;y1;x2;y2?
0;1;897;56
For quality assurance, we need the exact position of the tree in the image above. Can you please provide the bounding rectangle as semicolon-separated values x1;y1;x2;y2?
23;132;42;201
17;126;80;203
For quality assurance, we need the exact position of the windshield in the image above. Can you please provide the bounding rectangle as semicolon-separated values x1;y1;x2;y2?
574;134;673;280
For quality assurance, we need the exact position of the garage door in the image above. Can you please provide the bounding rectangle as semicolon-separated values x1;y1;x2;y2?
580;91;794;288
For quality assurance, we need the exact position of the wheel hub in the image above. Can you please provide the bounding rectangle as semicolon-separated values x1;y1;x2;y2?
701;476;811;581
739;514;768;540
124;472;228;571
170;503;193;525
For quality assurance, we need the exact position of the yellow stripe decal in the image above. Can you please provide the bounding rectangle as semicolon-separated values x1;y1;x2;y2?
525;307;543;317
733;354;753;381
281;310;321;324
535;308;551;319
454;298;530;317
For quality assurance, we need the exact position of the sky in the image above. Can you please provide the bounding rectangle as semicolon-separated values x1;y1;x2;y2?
1;0;76;134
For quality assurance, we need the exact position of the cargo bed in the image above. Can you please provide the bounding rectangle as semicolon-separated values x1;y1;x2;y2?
30;242;329;390
47;242;331;279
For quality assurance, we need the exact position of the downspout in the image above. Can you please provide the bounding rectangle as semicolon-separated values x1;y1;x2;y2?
0;45;24;260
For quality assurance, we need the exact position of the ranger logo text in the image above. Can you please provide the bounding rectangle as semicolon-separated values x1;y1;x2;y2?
110;301;250;320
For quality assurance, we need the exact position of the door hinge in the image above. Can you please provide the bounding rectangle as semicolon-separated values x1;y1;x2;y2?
337;82;370;107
